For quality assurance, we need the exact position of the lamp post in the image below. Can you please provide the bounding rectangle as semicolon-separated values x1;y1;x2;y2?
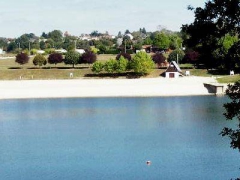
74;40;77;50
28;41;30;55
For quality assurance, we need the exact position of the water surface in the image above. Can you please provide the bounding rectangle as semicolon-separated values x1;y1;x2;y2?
0;96;239;180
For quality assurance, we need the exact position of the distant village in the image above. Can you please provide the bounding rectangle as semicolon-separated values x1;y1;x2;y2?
0;27;184;57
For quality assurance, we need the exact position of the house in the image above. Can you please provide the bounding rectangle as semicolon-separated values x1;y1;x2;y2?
36;50;45;54
75;49;85;54
55;49;67;53
165;61;182;78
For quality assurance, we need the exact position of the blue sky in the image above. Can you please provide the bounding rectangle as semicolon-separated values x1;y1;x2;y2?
0;0;206;38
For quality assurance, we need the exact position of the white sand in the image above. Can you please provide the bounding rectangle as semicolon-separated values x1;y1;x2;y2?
0;76;219;99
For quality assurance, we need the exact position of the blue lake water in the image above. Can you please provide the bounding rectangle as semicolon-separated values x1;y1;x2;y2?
0;96;239;180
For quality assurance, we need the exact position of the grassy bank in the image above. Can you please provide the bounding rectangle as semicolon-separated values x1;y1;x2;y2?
0;55;239;83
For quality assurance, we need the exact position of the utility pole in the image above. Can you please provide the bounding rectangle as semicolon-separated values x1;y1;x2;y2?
29;41;30;55
124;39;126;53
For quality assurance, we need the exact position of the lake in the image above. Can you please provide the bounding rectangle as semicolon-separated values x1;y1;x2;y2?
0;96;239;180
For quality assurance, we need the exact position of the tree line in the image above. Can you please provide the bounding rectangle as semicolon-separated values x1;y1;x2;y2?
0;28;184;55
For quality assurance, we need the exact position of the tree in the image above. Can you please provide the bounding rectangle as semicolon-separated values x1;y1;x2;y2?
33;54;47;68
116;52;131;61
92;61;104;74
48;30;63;43
117;31;122;38
104;59;117;74
182;0;240;69
142;27;147;34
143;37;153;45
168;50;185;63
226;40;240;70
125;29;130;34
90;47;99;54
7;42;18;52
220;81;240;151
64;51;80;68
182;51;199;64
15;53;29;66
80;50;97;64
152;53;166;68
41;32;48;39
131;51;154;75
153;32;170;49
48;53;63;66
116;56;128;73
39;41;46;50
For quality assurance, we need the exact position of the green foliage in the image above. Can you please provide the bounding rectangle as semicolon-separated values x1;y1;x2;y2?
105;49;120;54
40;41;46;50
48;30;63;43
44;48;55;55
143;37;153;45
7;42;17;52
92;61;104;74
33;54;47;67
220;81;240;151
116;56;128;73
226;40;240;69
153;32;170;49
90;46;99;54
131;51;154;75
168;50;185;63
104;59;118;73
64;51;80;68
30;49;38;55
182;0;240;68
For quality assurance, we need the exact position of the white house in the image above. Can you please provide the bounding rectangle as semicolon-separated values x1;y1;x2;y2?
36;50;45;54
165;61;182;78
125;33;133;40
55;49;67;53
0;48;3;54
75;49;85;54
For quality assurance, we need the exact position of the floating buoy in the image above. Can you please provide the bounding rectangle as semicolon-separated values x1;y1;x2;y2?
146;161;151;165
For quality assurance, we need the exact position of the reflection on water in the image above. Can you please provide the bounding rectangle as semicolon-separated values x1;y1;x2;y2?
0;96;239;180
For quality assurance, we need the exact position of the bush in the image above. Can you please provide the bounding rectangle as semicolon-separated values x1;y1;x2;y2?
64;51;80;68
80;50;97;64
48;53;63;65
44;48;55;55
126;49;134;54
30;49;38;55
15;52;29;65
104;59;118;73
92;61;104;74
116;52;131;61
105;49;120;54
131;51;154;75
116;56;128;73
152;53;166;68
33;54;47;67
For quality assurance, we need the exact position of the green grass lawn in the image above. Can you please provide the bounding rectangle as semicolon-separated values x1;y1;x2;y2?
0;55;239;83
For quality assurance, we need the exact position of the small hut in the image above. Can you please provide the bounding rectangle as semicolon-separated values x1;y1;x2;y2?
165;61;182;78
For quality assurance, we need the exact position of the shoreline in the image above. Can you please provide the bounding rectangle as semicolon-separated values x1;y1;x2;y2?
0;77;223;100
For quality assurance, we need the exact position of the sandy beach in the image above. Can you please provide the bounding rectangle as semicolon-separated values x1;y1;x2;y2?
0;76;223;99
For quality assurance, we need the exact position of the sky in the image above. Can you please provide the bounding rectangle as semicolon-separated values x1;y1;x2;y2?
0;0;206;38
